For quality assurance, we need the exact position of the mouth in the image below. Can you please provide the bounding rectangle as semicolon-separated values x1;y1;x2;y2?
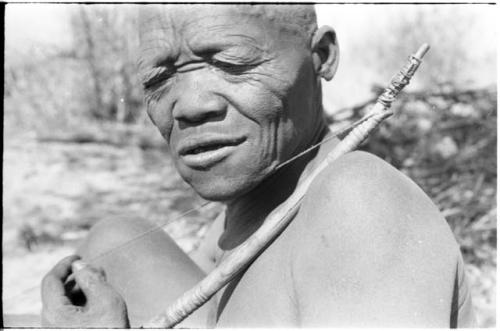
178;136;246;169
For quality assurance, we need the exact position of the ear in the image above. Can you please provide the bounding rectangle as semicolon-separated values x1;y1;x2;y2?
311;26;339;81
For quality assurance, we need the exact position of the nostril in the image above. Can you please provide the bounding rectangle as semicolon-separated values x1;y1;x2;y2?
176;109;227;127
173;94;228;125
171;70;227;125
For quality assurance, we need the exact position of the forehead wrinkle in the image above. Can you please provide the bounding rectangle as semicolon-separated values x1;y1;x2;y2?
187;31;268;55
140;38;177;66
224;34;268;51
140;31;174;48
140;10;171;38
143;10;234;61
184;17;272;56
142;7;186;40
142;6;274;52
184;20;253;40
181;9;272;37
140;13;184;66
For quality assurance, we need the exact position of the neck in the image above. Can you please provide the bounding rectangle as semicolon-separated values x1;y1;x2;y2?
219;122;331;250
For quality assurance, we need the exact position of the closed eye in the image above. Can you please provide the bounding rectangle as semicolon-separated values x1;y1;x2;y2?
209;58;259;75
142;67;175;90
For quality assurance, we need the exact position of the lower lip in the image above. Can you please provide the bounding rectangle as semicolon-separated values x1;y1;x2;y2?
181;144;240;169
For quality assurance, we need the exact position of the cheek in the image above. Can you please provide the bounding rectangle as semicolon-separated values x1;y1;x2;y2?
256;54;318;156
224;68;290;124
228;81;280;123
146;97;174;142
240;68;304;144
225;80;297;167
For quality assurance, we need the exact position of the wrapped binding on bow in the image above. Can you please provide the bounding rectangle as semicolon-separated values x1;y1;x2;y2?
143;43;431;329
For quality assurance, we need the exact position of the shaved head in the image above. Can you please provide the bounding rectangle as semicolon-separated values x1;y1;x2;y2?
237;4;318;42
139;4;318;46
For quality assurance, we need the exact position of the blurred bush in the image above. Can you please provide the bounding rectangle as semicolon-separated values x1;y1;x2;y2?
358;7;478;87
4;5;144;138
329;86;496;267
3;4;496;326
69;6;142;123
328;85;497;326
322;5;496;110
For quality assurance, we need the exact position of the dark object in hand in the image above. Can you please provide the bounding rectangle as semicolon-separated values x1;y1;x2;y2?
41;255;130;328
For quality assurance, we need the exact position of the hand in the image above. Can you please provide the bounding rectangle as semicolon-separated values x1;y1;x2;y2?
41;255;130;328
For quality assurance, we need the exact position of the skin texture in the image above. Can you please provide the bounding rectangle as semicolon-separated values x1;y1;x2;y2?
41;256;129;328
40;4;474;328
137;5;333;202
292;151;460;326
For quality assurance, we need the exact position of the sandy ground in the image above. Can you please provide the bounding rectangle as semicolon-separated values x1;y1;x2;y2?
2;135;495;327
3;135;219;319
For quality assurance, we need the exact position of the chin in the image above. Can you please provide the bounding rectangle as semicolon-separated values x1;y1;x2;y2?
174;149;275;202
185;171;266;202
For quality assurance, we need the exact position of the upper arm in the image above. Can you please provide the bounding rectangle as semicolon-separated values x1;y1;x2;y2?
292;151;459;327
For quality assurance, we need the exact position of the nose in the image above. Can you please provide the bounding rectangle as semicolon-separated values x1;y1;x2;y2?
172;70;227;125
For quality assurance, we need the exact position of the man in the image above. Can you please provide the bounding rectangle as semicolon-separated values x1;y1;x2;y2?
41;4;475;327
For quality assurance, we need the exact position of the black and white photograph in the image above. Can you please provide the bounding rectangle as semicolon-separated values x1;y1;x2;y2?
3;2;497;328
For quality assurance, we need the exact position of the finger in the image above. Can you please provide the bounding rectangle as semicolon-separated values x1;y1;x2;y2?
42;304;85;327
50;255;81;281
72;259;91;274
41;273;73;307
72;261;109;304
64;260;88;296
42;255;81;307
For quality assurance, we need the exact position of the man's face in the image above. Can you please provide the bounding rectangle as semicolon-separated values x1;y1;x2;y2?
138;5;320;201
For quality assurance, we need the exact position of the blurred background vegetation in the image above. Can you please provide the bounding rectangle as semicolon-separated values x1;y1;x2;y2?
3;4;496;327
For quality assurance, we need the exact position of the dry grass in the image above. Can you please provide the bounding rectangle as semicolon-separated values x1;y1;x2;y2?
3;87;496;327
330;86;497;327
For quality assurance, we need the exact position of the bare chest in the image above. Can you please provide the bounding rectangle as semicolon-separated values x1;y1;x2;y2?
213;226;299;328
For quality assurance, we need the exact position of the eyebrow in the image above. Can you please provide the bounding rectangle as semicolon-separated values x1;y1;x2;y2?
139;44;179;74
224;34;266;51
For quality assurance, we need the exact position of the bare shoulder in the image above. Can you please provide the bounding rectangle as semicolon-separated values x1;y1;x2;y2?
289;151;461;326
298;150;454;244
